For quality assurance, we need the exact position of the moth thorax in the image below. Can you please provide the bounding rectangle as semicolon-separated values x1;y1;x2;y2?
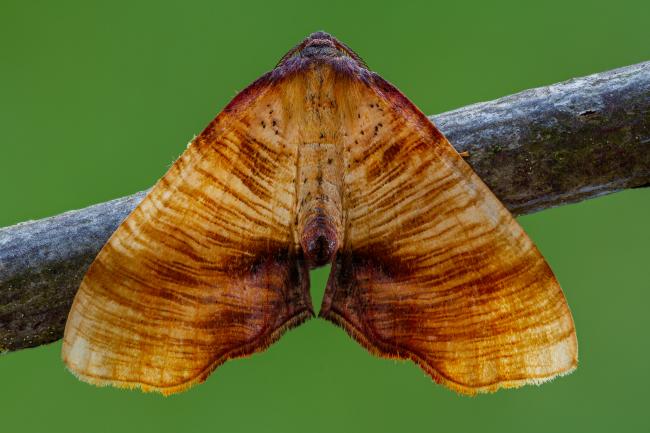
297;142;343;268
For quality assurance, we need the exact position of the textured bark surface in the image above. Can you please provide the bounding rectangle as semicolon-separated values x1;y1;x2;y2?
1;61;648;354
434;61;650;214
0;193;147;352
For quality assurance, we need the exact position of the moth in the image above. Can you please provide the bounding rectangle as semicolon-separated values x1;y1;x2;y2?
62;32;577;395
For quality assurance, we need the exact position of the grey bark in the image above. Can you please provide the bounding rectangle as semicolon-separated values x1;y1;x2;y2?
1;61;649;354
434;61;650;214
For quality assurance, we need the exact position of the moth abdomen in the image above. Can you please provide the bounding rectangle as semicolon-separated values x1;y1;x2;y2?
296;140;344;268
300;213;339;268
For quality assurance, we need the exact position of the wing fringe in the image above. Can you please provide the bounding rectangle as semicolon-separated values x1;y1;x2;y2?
320;307;577;396
64;308;313;396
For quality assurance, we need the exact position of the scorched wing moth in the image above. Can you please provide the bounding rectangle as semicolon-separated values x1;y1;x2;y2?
62;32;578;395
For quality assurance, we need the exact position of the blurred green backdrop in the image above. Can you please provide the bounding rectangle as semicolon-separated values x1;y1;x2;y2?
1;1;649;432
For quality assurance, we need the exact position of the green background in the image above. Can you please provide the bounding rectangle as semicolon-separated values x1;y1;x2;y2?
1;1;649;432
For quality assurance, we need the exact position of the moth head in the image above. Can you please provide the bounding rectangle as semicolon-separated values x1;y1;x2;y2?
276;31;369;70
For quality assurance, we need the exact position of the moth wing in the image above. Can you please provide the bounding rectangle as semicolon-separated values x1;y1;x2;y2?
320;75;577;394
62;79;312;395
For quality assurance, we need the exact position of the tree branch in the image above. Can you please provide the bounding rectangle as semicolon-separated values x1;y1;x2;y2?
434;61;650;215
1;61;649;354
